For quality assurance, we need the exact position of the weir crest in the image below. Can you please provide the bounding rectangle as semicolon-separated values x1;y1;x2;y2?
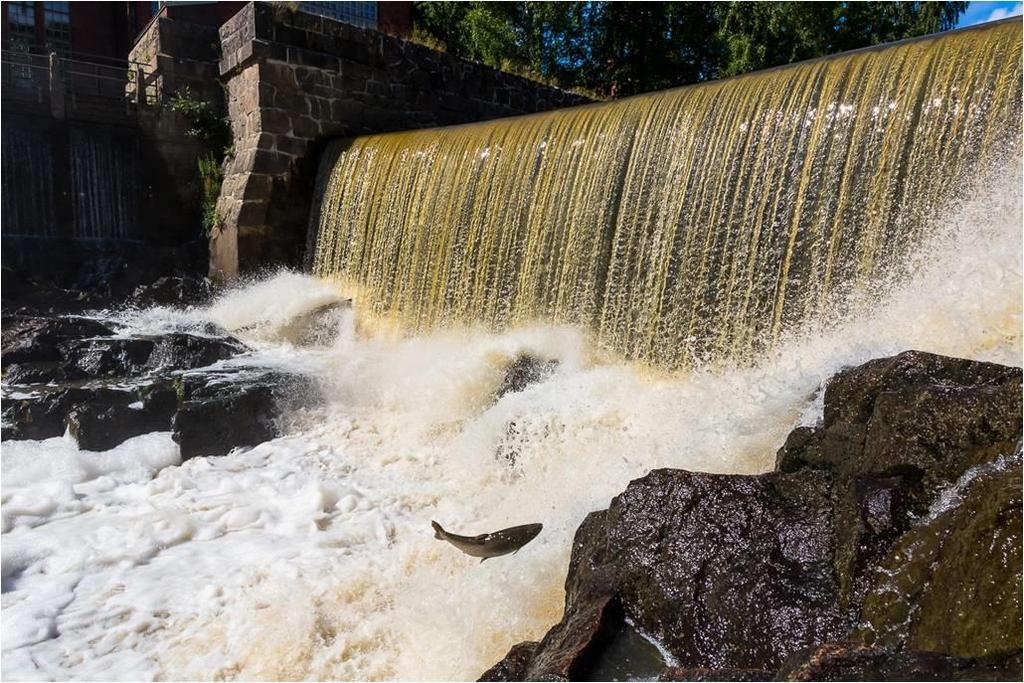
308;20;1022;369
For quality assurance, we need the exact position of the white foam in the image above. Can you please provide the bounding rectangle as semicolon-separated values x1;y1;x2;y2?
1;163;1020;680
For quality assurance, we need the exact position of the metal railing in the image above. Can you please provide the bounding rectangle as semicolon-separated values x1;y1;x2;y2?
0;49;158;116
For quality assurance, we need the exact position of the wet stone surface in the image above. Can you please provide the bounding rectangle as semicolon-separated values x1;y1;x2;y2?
2;295;317;456
484;350;1023;682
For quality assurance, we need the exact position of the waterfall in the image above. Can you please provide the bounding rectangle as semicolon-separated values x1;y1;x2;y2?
308;20;1021;368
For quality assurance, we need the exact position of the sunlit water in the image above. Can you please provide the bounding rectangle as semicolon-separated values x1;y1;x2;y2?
2;163;1021;680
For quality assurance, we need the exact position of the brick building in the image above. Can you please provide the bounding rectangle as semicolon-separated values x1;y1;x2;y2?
0;2;411;60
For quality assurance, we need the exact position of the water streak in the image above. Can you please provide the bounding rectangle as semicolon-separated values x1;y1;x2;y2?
310;20;1021;368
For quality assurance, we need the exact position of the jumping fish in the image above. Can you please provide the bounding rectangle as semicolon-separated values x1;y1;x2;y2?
431;520;543;562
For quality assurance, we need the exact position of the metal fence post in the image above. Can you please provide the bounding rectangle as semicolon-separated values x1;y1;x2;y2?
135;64;145;107
48;52;65;119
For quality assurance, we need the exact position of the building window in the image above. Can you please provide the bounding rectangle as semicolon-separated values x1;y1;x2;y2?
43;1;71;55
299;2;378;29
6;1;36;53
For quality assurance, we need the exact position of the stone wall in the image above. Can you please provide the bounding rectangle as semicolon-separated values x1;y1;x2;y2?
128;13;223;106
210;2;590;276
0;42;215;283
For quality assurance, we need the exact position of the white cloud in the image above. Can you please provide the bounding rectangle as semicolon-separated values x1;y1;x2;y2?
985;2;1023;23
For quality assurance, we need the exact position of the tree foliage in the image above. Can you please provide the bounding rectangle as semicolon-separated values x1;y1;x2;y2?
412;1;968;97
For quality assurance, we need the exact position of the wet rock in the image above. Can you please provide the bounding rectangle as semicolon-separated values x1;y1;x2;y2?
0;269;111;315
1;387;95;441
659;667;770;681
497;468;845;680
2;315;114;368
486;351;1023;681
55;333;244;382
3;361;76;385
855;454;1022;658
59;338;157;380
479;642;540;681
775;350;1023;606
496;354;559;399
775;642;1022;681
172;370;319;459
66;381;179;451
776;350;1020;485
147;333;246;371
130;276;215;308
278;300;351;346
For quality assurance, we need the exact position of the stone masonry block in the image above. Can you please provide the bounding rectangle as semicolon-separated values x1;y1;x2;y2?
250;150;292;175
235;199;270;226
290;114;320;138
239;173;273;201
274;134;311;157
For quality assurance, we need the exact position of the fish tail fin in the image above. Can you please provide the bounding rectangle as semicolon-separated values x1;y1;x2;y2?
431;520;445;540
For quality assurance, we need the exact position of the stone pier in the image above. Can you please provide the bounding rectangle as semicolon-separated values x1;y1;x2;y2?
209;2;589;277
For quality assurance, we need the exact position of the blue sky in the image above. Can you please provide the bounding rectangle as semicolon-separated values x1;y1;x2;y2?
958;1;1023;27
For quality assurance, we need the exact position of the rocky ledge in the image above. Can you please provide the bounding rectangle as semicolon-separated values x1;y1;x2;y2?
1;276;320;457
483;351;1022;682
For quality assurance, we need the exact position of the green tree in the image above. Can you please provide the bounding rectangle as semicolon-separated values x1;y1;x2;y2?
412;1;968;97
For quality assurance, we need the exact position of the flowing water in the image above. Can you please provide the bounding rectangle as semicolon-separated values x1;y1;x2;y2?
2;20;1023;682
310;19;1021;368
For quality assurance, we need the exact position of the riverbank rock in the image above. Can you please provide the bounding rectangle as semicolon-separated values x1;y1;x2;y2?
2;308;256;453
775;642;1022;681
172;369;320;459
1;315;115;368
129;275;214;308
484;351;1022;681
2;387;98;441
65;381;180;451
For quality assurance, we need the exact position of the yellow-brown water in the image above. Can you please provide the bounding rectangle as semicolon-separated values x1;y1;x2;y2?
309;20;1022;368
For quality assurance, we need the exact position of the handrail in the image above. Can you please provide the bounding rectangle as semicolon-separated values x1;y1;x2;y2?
0;49;158;110
2;46;149;70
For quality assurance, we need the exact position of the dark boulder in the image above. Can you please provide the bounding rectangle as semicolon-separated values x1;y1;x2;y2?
130;276;214;308
498;468;845;680
855;453;1022;658
776;350;1020;486
775;350;1023;607
485;351;1022;681
172;370;319;459
55;333;244;382
496;354;560;400
775;642;1022;681
2;315;114;368
3;361;76;385
2;381;180;449
1;387;96;441
58;337;157;380
147;333;246;371
66;381;179;451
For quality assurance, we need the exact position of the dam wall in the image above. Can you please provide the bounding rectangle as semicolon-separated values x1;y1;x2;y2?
1;2;587;283
209;2;589;277
308;19;1023;369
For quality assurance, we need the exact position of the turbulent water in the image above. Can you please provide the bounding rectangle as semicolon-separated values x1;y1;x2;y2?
3;19;1023;683
2;158;1021;680
310;20;1021;368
